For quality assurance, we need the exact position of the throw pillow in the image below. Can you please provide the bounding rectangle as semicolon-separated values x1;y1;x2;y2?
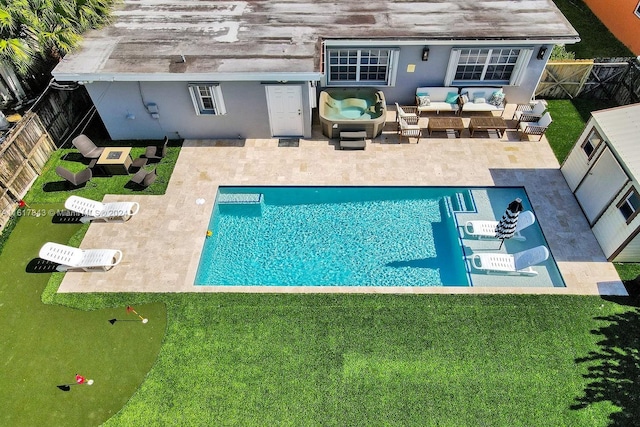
445;92;459;104
474;97;486;104
418;95;431;107
488;91;505;107
416;92;429;97
460;93;469;104
472;91;485;100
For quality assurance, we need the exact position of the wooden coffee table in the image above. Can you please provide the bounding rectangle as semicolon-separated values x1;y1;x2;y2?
96;147;132;175
427;117;465;138
469;117;508;138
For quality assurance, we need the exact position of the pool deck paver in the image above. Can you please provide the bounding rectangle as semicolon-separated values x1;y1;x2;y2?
58;108;627;295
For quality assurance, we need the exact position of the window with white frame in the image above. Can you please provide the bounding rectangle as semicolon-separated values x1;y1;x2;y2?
326;48;398;86
188;84;226;115
581;128;603;160
444;48;533;86
618;188;640;223
635;1;640;18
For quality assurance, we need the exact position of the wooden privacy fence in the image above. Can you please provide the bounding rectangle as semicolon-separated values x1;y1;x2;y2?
536;57;640;105
31;84;93;147
0;111;57;230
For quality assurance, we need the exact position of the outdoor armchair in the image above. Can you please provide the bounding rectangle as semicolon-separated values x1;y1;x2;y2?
72;134;104;159
144;136;168;161
513;101;546;122
56;166;92;187
518;112;553;141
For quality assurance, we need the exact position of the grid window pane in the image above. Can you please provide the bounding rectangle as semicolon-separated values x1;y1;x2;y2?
327;48;390;83
455;48;520;82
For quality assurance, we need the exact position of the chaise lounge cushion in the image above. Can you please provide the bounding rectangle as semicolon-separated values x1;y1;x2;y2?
459;87;506;113
415;87;460;114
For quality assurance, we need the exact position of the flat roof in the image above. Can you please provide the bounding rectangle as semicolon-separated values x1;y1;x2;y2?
54;0;580;79
592;103;640;180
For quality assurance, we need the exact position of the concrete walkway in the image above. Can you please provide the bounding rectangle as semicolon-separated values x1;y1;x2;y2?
58;108;627;295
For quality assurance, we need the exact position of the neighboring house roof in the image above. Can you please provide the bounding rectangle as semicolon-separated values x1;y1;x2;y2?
592;103;640;181
54;0;579;80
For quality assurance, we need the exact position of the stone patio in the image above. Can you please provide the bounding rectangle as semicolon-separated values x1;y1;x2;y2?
58;106;627;295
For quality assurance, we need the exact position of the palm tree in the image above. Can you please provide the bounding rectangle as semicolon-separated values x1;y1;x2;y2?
0;0;115;76
0;2;36;75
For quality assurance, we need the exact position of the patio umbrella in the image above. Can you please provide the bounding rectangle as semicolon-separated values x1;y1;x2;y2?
495;198;524;249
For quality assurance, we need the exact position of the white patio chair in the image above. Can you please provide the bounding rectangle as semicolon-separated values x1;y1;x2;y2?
518;112;553;141
468;245;549;276
395;102;419;125
464;211;536;241
39;242;123;272
513;101;546;122
398;116;422;143
64;195;140;223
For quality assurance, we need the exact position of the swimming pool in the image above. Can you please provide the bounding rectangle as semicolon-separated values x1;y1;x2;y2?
195;186;565;288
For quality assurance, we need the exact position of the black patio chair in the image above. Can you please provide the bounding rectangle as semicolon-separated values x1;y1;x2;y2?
56;166;92;188
143;136;168;162
129;167;157;188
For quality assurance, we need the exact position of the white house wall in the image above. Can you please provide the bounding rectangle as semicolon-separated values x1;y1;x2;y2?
321;44;550;106
84;80;312;140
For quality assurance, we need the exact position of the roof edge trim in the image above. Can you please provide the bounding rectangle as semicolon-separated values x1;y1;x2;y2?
52;72;324;83
323;38;580;47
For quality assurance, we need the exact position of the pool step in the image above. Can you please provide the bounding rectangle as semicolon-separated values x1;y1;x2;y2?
217;193;263;204
447;191;477;213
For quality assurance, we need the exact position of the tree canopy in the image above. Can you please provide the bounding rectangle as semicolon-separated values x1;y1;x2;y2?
0;0;116;75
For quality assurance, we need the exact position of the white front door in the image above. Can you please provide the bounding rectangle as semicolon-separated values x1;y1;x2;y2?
265;85;304;137
575;147;628;224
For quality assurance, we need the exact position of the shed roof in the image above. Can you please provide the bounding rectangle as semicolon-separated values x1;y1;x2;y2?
593;103;640;181
53;0;579;79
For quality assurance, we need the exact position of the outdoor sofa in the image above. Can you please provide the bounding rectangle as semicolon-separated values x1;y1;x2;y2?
415;87;460;115
458;87;506;114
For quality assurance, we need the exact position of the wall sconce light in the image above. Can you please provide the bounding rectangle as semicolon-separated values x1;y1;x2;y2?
537;47;547;60
422;47;430;61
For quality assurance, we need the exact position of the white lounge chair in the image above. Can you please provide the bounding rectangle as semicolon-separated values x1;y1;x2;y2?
464;211;536;241
468;245;550;276
39;242;123;272
64;195;140;223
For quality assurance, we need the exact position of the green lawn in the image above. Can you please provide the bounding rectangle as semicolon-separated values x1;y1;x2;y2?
3;183;639;425
544;99;618;163
24;141;181;204
0;205;166;426
551;0;634;58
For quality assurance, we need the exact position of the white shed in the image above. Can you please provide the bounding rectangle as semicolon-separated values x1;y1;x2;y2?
561;103;640;261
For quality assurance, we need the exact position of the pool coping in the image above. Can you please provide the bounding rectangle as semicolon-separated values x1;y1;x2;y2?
57;107;628;296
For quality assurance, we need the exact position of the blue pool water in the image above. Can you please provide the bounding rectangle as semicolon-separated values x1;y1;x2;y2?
196;186;472;287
